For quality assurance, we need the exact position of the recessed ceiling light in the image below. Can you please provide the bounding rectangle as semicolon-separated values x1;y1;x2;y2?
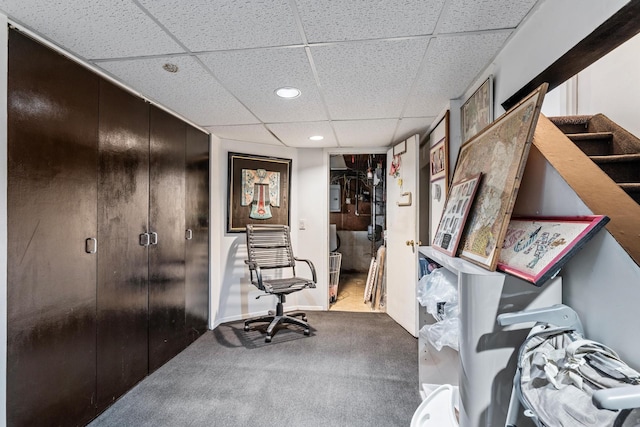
309;135;324;141
162;63;179;73
275;87;301;99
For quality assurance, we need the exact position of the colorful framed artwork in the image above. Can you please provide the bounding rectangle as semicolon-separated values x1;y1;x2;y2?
432;173;482;257
227;152;291;233
430;137;448;182
498;215;610;286
452;83;548;270
461;75;493;143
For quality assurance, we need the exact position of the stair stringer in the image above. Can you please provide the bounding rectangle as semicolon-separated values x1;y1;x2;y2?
533;114;640;267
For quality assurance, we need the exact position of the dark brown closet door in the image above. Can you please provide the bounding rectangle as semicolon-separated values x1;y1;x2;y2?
7;30;99;426
149;106;187;372
96;81;150;411
185;127;210;343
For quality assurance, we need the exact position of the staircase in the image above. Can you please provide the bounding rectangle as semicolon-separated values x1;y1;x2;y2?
533;114;640;268
548;114;640;204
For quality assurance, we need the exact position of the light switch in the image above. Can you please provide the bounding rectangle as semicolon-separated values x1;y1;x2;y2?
299;219;306;230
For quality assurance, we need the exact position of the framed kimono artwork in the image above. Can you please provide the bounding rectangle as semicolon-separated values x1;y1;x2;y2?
227;152;291;232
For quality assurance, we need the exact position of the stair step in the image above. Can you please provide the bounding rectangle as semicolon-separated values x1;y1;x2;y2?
566;132;614;155
589;154;640;183
619;183;640;204
549;115;592;134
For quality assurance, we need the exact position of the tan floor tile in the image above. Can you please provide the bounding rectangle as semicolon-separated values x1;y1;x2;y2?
329;271;381;312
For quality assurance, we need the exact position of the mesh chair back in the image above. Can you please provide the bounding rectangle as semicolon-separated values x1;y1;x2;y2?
246;224;295;270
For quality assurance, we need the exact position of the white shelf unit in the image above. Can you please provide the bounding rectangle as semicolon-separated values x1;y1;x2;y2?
418;246;562;427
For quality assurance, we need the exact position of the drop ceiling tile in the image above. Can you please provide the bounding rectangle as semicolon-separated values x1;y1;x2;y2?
404;32;510;117
333;119;398;147
394;117;433;143
437;0;538;33
311;39;429;120
267;121;337;147
0;0;183;59
198;47;326;123
138;0;302;51
99;56;258;126
295;0;446;42
205;124;283;146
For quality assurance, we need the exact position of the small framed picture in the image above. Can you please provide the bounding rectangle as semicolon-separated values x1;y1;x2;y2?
432;173;482;257
429;137;448;182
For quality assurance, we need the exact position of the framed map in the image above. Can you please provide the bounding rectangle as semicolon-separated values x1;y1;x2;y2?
452;83;548;270
461;76;493;143
498;215;610;286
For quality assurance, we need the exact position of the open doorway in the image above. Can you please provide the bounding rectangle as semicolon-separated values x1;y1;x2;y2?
328;154;386;312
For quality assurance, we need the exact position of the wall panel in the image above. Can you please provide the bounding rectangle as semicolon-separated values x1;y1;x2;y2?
96;80;150;411
7;30;99;426
149;106;187;372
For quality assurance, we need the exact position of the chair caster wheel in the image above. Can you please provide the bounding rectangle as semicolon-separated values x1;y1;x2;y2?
244;325;250;331
265;336;272;343
304;329;310;336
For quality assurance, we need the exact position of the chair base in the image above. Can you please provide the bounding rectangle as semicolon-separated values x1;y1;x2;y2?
244;297;310;342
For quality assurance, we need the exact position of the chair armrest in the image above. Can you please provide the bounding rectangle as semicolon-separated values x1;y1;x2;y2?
244;260;263;288
295;257;317;283
593;385;640;410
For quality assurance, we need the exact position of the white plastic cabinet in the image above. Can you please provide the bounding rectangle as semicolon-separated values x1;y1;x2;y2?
418;246;562;427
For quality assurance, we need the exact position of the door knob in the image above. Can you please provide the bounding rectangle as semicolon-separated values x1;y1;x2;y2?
406;240;414;246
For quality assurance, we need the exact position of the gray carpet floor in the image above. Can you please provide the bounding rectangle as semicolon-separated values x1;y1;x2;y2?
88;311;420;427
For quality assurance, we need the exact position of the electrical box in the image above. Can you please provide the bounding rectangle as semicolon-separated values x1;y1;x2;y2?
330;184;341;212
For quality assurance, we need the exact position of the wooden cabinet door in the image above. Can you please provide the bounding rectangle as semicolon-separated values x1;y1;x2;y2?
96;80;150;411
7;30;99;426
148;106;187;372
185;127;210;342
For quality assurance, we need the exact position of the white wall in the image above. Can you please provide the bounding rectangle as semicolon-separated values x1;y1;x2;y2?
337;231;375;272
576;32;640;137
295;148;328;310
210;140;326;327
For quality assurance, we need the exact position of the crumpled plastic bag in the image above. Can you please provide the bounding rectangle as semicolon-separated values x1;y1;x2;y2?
417;267;459;351
417;267;458;320
420;317;460;351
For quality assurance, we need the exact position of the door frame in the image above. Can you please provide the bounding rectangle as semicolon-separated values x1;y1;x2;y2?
324;148;388;309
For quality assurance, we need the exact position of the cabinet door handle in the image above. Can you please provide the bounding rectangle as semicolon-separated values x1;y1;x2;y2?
139;232;150;246
150;232;158;245
85;237;97;254
185;229;193;240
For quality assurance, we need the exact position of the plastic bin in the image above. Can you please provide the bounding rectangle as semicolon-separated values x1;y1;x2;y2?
329;252;342;303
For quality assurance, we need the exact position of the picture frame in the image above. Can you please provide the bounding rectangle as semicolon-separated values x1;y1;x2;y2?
452;83;548;270
227;152;291;233
461;75;493;143
429;137;448;182
432;173;482;257
393;139;407;156
497;215;610;286
429;111;450;244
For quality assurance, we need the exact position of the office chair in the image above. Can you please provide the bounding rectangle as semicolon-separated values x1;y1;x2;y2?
244;224;317;342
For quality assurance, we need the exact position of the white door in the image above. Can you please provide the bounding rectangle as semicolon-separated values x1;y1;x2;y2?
386;134;419;336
